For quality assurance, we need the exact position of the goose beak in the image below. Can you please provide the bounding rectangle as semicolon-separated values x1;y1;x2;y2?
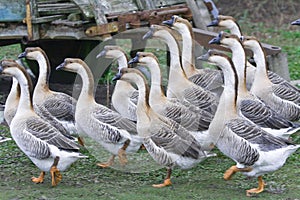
162;17;175;26
197;51;210;61
18;51;27;59
128;54;139;65
56;61;66;71
207;19;219;27
112;71;122;81
208;33;222;45
96;49;107;59
291;18;300;26
143;27;154;40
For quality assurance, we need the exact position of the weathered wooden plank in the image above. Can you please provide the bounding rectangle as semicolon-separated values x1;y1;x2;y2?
31;15;65;24
38;3;80;15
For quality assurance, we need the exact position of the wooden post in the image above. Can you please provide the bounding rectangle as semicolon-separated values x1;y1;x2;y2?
267;53;290;81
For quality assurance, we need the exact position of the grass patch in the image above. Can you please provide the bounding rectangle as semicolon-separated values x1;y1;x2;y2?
0;124;299;199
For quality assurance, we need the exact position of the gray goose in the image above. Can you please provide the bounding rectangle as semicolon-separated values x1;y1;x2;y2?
0;59;86;186
162;15;223;95
208;32;300;138
143;24;218;114
18;47;83;145
56;58;142;168
113;67;212;188
96;45;138;121
128;52;213;142
199;50;300;197
207;15;300;93
241;36;300;121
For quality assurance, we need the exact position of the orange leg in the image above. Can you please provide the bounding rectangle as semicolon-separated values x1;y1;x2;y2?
118;140;130;166
152;168;172;188
246;176;265;197
224;165;252;180
97;155;115;168
50;156;62;187
31;171;45;184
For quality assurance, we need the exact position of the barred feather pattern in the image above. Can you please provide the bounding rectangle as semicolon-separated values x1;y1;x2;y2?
188;69;224;91
240;99;295;129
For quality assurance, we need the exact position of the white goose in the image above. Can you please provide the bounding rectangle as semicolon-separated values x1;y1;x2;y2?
208;32;300;138
96;45;138;121
207;15;300;92
241;36;300;121
18;47;82;144
128;52;213;139
113;67;212;188
0;59;86;186
198;50;300;197
56;58;142;168
162;15;223;94
143;24;218;114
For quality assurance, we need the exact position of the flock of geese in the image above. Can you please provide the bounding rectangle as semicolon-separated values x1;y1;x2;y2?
1;14;300;197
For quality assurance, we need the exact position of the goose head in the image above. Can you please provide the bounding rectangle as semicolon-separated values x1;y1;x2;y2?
291;18;300;26
112;67;147;88
240;36;262;52
96;45;127;60
56;58;87;74
207;15;236;29
128;52;158;67
0;59;33;89
18;47;46;61
198;50;235;73
162;15;192;35
209;31;241;48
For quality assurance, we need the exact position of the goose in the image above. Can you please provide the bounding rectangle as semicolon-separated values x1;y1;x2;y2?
208;32;300;138
56;58;142;168
96;45;138;121
18;47;82;144
198;50;300;197
207;15;300;92
128;52;214;141
113;67;213;188
241;36;300;121
0;59;86;186
143;24;218;114
162;15;223;94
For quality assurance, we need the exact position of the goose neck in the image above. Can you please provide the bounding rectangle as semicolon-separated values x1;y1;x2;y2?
77;67;96;103
146;61;165;101
134;77;151;124
116;55;128;70
180;26;195;72
252;47;269;79
35;53;50;91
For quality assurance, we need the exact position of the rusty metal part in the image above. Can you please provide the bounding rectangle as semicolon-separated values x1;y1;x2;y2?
85;22;119;37
85;4;192;37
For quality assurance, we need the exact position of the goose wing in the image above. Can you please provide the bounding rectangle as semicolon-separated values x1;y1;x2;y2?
163;102;212;131
273;84;300;106
92;105;137;134
25;117;79;153
268;71;300;93
129;90;139;105
227;118;293;151
183;86;218;113
188;69;224;90
149;119;201;159
41;93;76;122
240;99;295;129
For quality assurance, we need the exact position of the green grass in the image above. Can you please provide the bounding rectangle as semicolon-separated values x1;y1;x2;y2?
0;124;299;200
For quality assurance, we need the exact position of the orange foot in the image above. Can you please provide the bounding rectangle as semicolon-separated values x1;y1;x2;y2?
31;171;45;184
50;166;62;186
97;155;115;168
152;178;172;188
246;176;265;197
118;149;128;166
